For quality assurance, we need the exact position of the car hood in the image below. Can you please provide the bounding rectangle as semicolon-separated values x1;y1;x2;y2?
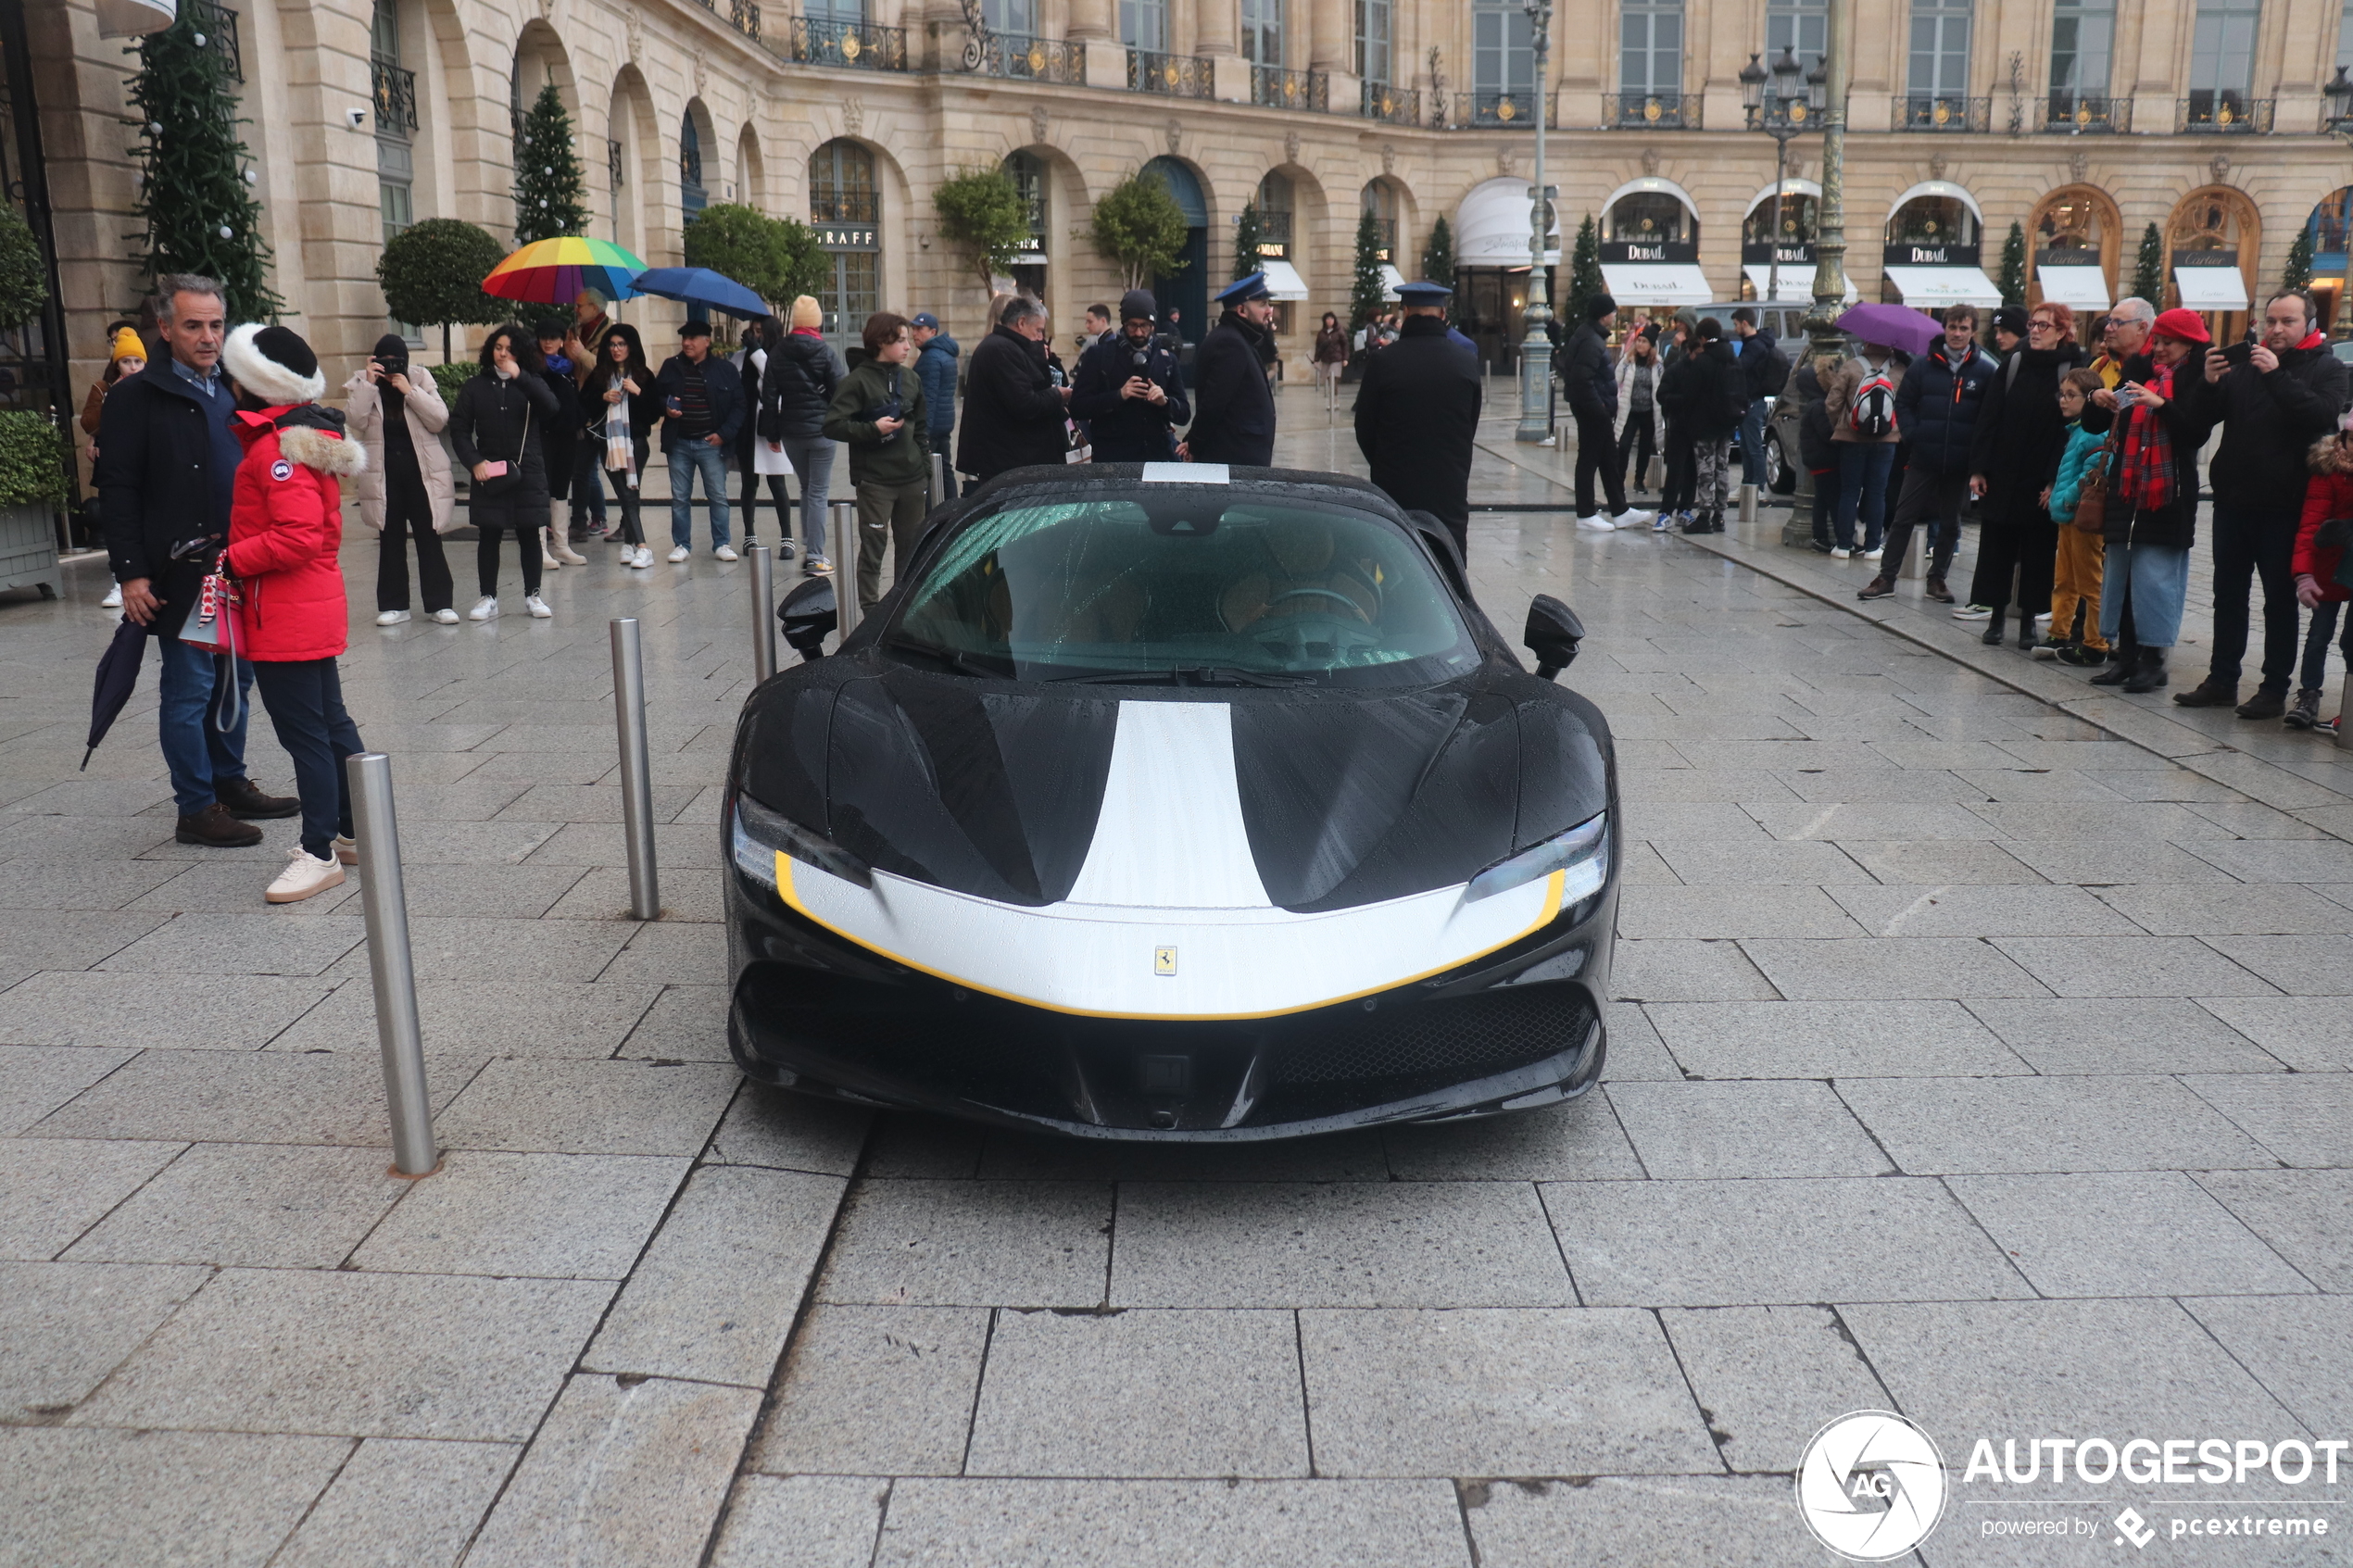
737;663;1612;914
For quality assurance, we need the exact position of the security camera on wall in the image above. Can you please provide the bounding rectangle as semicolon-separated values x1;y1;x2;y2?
346;107;368;128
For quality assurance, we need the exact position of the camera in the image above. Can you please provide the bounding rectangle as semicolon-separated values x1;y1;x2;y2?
375;355;408;379
2222;340;2254;368
346;107;368;128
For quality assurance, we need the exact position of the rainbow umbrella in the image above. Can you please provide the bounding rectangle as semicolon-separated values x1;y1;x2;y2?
483;236;648;306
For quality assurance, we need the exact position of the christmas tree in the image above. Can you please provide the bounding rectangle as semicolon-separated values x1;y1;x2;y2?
1420;217;1457;324
1997;221;2027;307
1232;200;1264;281
1564;216;1604;330
2284;222;2315;294
125;6;280;320
1350;207;1387;329
2132;222;2167;309
513;82;589;245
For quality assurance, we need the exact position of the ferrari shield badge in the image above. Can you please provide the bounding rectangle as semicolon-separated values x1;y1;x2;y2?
1153;947;1177;976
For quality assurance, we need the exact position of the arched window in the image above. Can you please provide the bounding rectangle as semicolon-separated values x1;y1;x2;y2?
1256;170;1294;258
679;113;706;221
1887;194;1974;249
810;141;878;339
1361;179;1400;263
1004;150;1049;299
1605;191;1692;245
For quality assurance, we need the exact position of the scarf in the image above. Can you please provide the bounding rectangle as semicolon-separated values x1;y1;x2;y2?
2117;359;2176;512
600;368;637;483
1222;307;1278;370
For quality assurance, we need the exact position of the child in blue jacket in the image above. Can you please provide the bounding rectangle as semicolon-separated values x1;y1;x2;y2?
2041;367;2110;667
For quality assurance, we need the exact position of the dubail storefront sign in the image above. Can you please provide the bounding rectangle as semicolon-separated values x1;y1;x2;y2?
1797;1412;2346;1560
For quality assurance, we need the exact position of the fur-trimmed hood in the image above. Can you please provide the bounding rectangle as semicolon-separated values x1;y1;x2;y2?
221;322;328;406
2309;433;2353;476
233;404;366;477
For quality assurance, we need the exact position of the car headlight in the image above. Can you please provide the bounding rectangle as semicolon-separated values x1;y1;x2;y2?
1465;810;1609;905
730;793;873;891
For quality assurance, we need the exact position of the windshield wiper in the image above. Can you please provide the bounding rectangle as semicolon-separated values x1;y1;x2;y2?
1048;666;1315;687
881;634;1013;679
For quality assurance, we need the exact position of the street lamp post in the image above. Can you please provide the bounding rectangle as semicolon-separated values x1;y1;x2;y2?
1515;0;1555;444
1739;47;1820;309
2322;68;2353;338
1784;0;1851;546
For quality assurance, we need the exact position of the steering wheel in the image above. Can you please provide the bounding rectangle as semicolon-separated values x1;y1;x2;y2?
1260;586;1371;623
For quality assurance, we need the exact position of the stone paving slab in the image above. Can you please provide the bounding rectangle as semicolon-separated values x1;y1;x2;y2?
0;1426;353;1568
272;1436;516;1568
757;1304;993;1477
1658;1303;1891;1474
65;1142;405;1268
1464;1474;1818;1568
1834;1074;2280;1173
349;1149;687;1279
28;1047;482;1147
710;1474;892;1568
0;1136;182;1261
0;1260;210;1419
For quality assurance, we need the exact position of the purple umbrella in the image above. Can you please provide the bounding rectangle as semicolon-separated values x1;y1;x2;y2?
1836;303;1941;358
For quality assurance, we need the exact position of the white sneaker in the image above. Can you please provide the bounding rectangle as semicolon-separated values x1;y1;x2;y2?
431;608;460;624
1952;603;1994;621
332;834;359;865
1574;514;1617;531
636;546;656;568
467;596;499;621
1830;547;1851;559
1863;547;1884;561
265;847;345;904
523;595;553;619
1608;508;1655;529
666;546;691;563
375;608;411;626
101;583;123;608
715;544;739;562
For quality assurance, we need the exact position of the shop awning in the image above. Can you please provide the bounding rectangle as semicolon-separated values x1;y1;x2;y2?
1739;265;1858;305
2034;264;2109;310
2174;266;2249;311
1378;263;1405;300
1881;265;2004;307
1260;259;1310;301
1600;262;1713;306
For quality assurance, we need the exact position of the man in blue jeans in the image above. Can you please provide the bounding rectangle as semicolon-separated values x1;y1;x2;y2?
95;273;296;847
654;320;746;562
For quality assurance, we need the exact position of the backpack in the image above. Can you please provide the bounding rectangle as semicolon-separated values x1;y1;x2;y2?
1848;365;1897;439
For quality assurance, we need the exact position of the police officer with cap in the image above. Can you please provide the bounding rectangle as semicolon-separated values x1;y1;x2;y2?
1353;279;1482;555
1071;288;1192;463
1180;271;1279;466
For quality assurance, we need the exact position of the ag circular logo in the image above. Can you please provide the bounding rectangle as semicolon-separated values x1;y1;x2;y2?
1795;1411;1948;1561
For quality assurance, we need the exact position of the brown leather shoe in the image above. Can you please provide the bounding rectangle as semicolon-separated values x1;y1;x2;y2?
2171;678;2238;709
175;802;264;847
1924;574;1955;603
216;775;299;820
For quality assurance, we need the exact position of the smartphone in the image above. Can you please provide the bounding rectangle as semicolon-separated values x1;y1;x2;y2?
480;459;509;478
2222;341;2254;368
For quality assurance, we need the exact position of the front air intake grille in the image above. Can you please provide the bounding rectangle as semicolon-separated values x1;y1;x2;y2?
1270;984;1597;1086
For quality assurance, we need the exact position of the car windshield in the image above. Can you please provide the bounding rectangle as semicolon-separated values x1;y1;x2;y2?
887;489;1479;684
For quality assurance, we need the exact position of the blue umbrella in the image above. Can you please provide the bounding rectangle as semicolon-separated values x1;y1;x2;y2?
629;267;770;320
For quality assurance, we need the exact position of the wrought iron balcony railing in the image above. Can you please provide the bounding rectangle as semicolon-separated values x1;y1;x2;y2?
2044;94;2130;132
686;0;761;42
1360;81;1418;125
2177;94;2272;132
1250;65;1327;112
971;31;1084;82
787;17;909;70
1602;91;1698;129
1127;47;1213;97
1453;90;1554;128
370;59;418;135
187;0;244;81
1894;94;1992;131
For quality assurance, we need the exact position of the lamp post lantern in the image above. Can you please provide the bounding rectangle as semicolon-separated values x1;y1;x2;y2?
1515;0;1556;444
1741;46;1821;309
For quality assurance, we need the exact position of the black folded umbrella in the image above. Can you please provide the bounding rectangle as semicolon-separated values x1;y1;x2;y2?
82;617;151;771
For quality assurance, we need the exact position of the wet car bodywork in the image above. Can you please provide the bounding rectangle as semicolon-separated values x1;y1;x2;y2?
722;465;1620;1140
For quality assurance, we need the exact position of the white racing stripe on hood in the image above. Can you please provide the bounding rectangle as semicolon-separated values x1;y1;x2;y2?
1064;701;1272;910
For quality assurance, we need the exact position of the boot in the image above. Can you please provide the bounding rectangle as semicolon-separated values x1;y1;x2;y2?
540;528;562;570
2171;677;2237;708
1681;511;1712;534
2016;614;2040;654
2121;646;2170;694
2089;641;2136;685
1710;510;1727;533
2234;689;2287;721
547;526;586;567
1981;606;2007;646
1856;576;1896;601
1924;573;1954;603
2284;688;2324;731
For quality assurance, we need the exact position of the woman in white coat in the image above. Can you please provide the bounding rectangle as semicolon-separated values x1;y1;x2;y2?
345;332;459;624
1611;328;1665;497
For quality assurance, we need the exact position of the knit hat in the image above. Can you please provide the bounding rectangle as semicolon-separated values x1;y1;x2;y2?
371;332;409;361
2150;307;2212;345
1992;306;2030;339
1119;288;1157;323
1586;293;1619;324
107;326;147;364
220;322;325;406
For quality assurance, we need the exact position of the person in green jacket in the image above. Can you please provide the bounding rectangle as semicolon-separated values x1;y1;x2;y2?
823;311;931;612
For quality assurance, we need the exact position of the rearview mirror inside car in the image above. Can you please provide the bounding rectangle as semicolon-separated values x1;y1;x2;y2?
779;576;837;661
1525;595;1584;681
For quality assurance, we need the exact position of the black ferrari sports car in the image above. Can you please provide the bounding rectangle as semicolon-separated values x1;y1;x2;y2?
724;462;1619;1139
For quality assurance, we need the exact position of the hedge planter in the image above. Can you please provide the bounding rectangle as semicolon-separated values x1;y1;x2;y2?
0;502;58;598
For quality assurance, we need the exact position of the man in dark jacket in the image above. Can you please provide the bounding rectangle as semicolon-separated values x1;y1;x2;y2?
654;321;747;560
958;296;1070;483
1729;307;1788;490
1181;272;1279;467
97;272;296;848
1072;288;1191;464
1353;279;1482;555
911;312;959;498
1563;292;1644;528
2172;289;2353;716
1876;306;1995;592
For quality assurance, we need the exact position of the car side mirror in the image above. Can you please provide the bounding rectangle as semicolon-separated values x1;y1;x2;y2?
778;575;837;661
1525;595;1584;681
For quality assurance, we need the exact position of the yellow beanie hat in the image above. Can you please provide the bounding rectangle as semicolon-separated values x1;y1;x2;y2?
108;327;147;364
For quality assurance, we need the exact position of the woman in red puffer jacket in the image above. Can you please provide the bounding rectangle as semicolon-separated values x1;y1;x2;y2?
220;323;369;904
2289;430;2353;734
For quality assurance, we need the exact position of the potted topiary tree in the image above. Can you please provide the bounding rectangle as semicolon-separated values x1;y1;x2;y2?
0;204;60;596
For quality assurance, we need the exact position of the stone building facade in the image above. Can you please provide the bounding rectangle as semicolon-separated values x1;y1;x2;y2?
21;0;2353;397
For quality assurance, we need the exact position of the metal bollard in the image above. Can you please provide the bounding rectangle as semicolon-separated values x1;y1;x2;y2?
1737;483;1757;527
1901;535;1927;581
748;543;776;682
345;752;437;1177
834;498;862;638
931;452;950;510
609;618;661;921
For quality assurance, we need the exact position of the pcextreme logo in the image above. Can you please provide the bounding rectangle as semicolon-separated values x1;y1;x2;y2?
1796;1411;1950;1561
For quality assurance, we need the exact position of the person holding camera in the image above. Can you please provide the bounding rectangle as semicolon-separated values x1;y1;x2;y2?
2169;289;2350;717
824;312;930;614
1071;289;1191;464
344;332;457;624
